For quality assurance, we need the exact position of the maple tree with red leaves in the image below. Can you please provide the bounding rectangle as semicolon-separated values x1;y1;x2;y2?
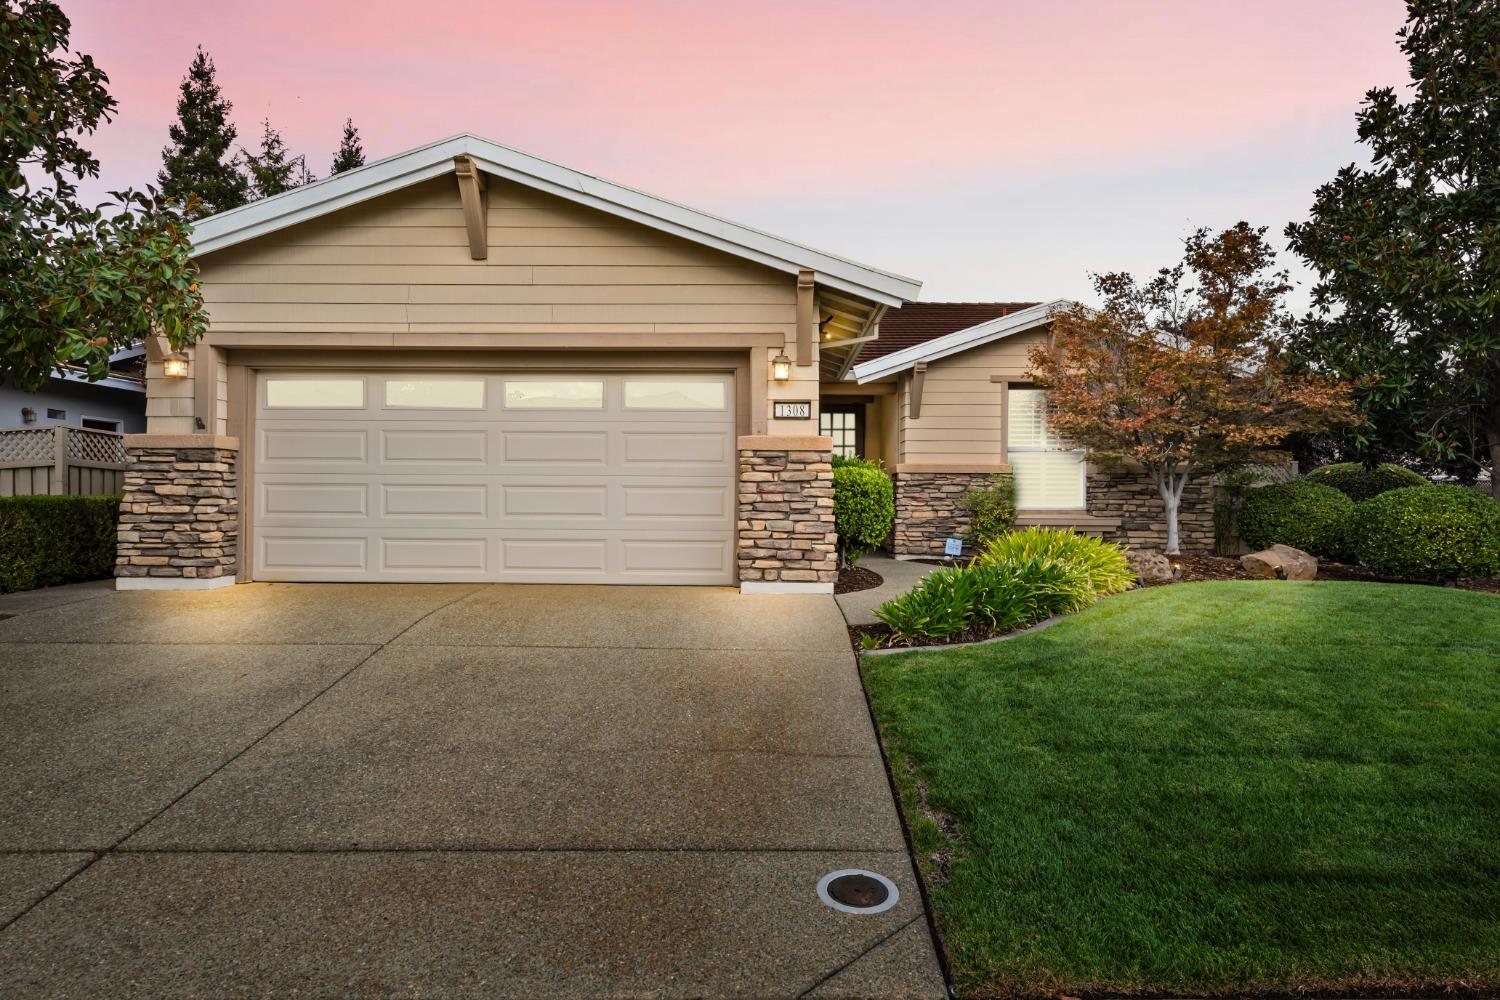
1029;224;1357;553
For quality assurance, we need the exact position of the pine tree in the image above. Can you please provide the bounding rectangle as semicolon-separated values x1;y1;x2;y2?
157;47;248;217
241;118;312;199
330;118;365;174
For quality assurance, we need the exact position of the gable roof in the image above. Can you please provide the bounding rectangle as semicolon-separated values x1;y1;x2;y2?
856;301;1040;363
850;299;1071;383
190;133;922;306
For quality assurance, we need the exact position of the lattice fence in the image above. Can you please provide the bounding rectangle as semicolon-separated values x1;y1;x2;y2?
0;426;129;497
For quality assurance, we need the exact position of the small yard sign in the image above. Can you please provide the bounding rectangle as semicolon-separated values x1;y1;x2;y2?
773;401;812;419
944;536;964;557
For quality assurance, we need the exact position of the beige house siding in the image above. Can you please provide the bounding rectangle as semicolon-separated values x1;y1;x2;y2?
897;329;1046;466
156;177;823;435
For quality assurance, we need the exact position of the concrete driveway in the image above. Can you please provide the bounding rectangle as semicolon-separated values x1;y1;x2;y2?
0;581;944;998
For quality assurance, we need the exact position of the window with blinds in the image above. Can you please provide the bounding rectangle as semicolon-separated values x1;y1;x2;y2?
1008;388;1086;509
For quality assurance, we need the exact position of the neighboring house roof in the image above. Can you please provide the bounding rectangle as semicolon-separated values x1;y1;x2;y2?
850;299;1071;383
190;133;922;306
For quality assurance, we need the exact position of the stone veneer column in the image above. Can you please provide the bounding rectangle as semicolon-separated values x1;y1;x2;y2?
892;468;1010;558
115;435;240;590
736;435;838;594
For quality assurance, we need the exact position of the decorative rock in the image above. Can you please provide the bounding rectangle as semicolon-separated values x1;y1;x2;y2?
1127;548;1174;582
1240;544;1317;580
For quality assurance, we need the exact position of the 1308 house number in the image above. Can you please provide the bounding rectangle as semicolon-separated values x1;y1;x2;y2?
773;401;812;419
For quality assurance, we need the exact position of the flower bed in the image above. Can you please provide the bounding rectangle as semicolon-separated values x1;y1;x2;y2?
853;528;1134;649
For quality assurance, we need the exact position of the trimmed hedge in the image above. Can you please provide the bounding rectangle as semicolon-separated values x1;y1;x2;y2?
1304;462;1427;501
832;455;894;567
0;494;121;594
1237;481;1353;558
1347;484;1500;580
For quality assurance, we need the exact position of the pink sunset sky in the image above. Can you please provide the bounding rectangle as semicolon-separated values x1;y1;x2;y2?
63;0;1409;306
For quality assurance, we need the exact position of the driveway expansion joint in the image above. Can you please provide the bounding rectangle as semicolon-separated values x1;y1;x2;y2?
0;585;480;936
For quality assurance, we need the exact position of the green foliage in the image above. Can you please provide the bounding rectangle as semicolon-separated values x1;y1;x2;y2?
330;118;366;174
872;556;1097;646
959;473;1016;547
1285;3;1500;486
1236;480;1353;557
872;566;984;643
1347;484;1500;580
157;46;248;217
832;458;893;567
1304;462;1427;501
2;1;208;391
241;118;312;199
1213;464;1288;556
872;528;1127;645
974;527;1134;596
0;494;120;593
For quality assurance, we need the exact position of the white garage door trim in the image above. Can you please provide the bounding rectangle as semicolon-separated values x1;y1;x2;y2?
251;370;737;585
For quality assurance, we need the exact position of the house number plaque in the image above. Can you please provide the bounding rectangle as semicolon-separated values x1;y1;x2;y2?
773;401;812;419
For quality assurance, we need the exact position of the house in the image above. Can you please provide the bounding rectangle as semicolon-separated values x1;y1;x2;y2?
116;133;1210;593
0;345;147;434
824;302;1215;558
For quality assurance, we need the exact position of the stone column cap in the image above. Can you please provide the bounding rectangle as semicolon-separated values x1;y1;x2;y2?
896;463;1012;474
737;435;833;451
125;434;240;450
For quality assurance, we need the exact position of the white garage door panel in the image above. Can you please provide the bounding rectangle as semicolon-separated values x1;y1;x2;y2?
252;371;735;584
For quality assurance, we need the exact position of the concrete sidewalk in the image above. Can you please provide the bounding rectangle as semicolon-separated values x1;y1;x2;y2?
0;582;944;997
836;556;943;626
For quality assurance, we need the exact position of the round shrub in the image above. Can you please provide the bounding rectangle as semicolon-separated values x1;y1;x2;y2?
1304;462;1427;501
1346;484;1500;580
832;456;894;567
1236;480;1353;558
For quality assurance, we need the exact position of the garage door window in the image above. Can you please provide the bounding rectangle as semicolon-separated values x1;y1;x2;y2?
265;378;365;409
623;380;726;410
385;378;485;409
503;380;604;409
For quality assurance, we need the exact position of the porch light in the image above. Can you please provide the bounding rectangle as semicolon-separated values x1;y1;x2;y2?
771;352;792;381
162;352;189;378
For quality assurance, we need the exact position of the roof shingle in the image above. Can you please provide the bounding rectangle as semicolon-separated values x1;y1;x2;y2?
857;302;1040;362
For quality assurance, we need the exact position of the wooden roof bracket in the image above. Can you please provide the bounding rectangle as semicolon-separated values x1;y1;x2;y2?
796;269;815;366
454;155;488;260
909;361;927;419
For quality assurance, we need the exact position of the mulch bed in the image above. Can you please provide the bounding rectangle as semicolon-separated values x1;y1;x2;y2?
834;564;883;595
848;620;1030;653
1161;553;1500;595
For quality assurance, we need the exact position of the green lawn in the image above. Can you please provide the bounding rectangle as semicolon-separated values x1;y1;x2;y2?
862;581;1500;998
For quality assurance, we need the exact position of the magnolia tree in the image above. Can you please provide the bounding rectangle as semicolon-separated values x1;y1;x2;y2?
1029;224;1356;554
1287;0;1500;493
3;0;208;389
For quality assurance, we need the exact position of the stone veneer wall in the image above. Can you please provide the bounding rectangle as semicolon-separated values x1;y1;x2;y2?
737;437;838;588
116;437;239;582
1086;469;1215;553
891;466;1216;556
892;470;1006;558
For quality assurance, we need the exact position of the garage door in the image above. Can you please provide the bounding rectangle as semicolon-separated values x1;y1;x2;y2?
251;371;736;584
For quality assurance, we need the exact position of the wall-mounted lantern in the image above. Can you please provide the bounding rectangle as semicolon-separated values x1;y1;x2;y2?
162;352;190;378
771;352;792;382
